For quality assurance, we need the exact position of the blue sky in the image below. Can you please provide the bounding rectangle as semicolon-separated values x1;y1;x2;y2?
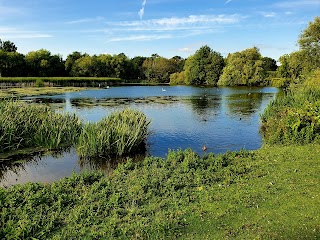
0;0;319;60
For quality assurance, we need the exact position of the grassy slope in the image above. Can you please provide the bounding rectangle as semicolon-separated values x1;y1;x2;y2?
184;144;320;239
1;145;319;239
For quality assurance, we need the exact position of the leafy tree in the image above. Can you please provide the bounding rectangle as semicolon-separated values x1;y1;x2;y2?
298;16;320;69
0;39;17;52
25;49;65;77
184;45;225;85
131;56;147;80
142;55;178;83
65;52;85;76
218;47;267;86
71;55;98;77
262;57;277;71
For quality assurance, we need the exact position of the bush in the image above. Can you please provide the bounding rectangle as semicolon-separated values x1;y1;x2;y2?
261;70;320;145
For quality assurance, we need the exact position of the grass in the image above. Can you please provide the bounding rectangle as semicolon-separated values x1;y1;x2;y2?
77;109;151;158
0;100;82;153
0;146;319;239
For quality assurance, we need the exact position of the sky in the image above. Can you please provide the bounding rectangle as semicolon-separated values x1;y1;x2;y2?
0;0;319;60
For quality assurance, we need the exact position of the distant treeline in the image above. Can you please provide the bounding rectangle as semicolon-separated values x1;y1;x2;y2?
0;16;319;86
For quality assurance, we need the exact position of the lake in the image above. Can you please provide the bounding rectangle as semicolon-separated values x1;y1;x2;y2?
0;86;279;187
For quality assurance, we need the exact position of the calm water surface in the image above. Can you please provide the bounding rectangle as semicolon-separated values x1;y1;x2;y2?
0;86;279;187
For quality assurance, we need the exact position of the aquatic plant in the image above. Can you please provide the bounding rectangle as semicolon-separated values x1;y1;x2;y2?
77;109;150;158
0;100;82;153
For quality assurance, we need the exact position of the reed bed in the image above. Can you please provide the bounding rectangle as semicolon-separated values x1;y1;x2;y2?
0;100;82;153
0;77;122;87
77;109;150;158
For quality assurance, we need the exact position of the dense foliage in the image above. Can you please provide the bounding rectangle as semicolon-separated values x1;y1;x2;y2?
77;109;150;158
274;17;320;87
218;47;268;86
183;45;225;85
261;70;320;144
0;101;82;152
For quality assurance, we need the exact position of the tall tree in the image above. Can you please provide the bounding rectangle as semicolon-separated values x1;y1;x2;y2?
218;47;267;86
184;45;225;85
0;39;17;52
65;51;84;76
298;16;320;69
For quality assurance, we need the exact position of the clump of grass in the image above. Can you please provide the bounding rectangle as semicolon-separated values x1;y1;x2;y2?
0;100;82;153
77;109;150;158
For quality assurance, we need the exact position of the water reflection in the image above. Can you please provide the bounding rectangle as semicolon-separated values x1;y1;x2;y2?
225;92;264;119
189;94;221;121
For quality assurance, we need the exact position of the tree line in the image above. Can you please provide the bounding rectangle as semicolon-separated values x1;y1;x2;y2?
0;16;318;86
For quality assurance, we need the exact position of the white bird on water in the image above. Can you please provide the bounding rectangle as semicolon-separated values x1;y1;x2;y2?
162;88;166;92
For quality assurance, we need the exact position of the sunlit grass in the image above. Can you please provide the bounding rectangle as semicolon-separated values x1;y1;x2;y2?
77;109;150;158
0;100;82;153
1;146;319;239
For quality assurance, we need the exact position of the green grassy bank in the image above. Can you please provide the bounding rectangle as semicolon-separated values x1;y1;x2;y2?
1;146;319;239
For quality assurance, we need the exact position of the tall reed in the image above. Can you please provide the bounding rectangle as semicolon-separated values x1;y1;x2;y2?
77;109;150;158
0;100;82;153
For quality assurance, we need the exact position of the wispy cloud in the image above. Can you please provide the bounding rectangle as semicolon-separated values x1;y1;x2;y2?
0;27;52;39
138;0;147;20
274;0;320;8
113;14;243;28
225;0;232;4
66;17;105;24
261;12;277;18
109;34;171;42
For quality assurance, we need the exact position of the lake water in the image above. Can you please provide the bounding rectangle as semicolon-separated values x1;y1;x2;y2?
0;86;279;187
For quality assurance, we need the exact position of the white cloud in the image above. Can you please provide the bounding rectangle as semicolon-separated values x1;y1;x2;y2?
113;14;243;28
261;12;276;18
0;27;52;39
225;0;232;4
138;0;147;20
66;17;104;24
109;34;172;42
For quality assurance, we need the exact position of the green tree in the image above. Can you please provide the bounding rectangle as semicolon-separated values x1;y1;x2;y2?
131;56;147;80
142;55;178;83
71;55;98;77
218;47;267;86
65;51;84;76
184;45;225;85
0;39;17;52
262;57;277;71
25;49;65;77
298;16;320;69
